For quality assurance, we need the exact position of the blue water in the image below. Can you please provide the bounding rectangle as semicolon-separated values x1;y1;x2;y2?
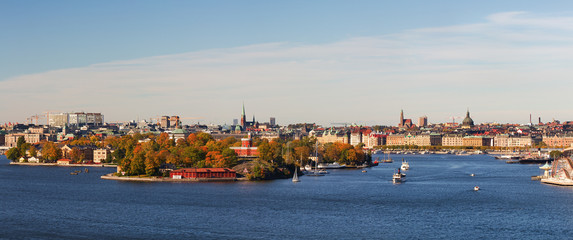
1;154;572;239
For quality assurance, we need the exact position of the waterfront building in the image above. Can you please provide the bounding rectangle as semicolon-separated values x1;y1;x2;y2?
541;147;573;186
57;159;72;165
408;134;442;146
61;145;95;161
442;134;464;147
386;134;406;146
230;133;259;157
494;135;534;148
462;136;493;147
542;135;573;148
170;168;236;179
364;133;385;149
93;148;111;164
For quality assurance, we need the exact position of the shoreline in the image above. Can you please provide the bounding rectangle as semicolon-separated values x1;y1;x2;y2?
9;162;117;168
100;173;245;182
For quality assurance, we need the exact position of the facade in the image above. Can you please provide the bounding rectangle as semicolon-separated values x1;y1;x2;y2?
230;133;259;157
494;135;533;147
93;148;111;163
57;159;72;165
442;134;464;147
5;133;42;147
50;112;103;127
350;131;362;146
170;168;236;179
543;136;573;148
462;136;493;147
61;145;95;161
386;134;406;146
317;129;349;144
406;134;442;146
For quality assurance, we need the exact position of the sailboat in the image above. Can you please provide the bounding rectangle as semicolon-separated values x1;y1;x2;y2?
292;165;300;182
306;142;325;177
383;152;393;163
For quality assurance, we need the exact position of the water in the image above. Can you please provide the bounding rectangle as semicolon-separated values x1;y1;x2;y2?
1;154;572;239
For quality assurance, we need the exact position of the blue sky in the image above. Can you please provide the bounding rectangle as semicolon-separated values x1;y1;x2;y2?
2;1;573;126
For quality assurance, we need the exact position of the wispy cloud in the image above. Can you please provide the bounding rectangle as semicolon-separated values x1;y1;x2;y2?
2;12;573;125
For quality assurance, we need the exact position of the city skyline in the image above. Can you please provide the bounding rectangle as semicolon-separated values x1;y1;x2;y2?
2;1;573;126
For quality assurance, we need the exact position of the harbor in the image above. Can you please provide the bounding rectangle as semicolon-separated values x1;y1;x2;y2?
2;154;572;239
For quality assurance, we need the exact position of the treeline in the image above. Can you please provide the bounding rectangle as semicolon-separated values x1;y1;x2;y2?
108;132;239;176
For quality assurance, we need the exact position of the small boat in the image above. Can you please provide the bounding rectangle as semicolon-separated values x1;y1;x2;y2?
304;165;313;171
84;168;89;173
383;153;393;163
292;167;300;183
362;170;367;173
70;172;78;175
317;162;346;169
392;169;406;183
470;173;475;177
400;159;410;171
474;186;480;191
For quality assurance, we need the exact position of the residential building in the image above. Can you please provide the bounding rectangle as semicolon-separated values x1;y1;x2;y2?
93;148;111;163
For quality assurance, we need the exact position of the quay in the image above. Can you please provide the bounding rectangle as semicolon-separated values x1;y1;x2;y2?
100;173;242;182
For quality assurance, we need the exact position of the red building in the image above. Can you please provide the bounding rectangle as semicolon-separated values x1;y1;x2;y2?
230;133;259;157
170;168;236;179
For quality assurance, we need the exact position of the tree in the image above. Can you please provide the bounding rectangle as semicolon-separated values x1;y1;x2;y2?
5;147;20;161
41;141;62;162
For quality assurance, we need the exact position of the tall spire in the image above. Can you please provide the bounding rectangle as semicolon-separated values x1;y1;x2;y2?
466;108;470;118
399;109;404;127
242;102;246;116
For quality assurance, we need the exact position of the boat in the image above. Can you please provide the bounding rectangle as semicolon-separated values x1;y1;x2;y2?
383;153;393;163
317;162;346;169
400;159;410;171
306;142;325;177
84;168;89;173
495;155;520;160
70;172;78;175
392;169;406;183
292;166;300;182
474;186;480;191
362;170;367;173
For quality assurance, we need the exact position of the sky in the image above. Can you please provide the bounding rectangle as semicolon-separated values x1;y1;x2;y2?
2;1;573;126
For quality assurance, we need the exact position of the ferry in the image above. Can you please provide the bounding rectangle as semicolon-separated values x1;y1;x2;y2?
400;159;410;171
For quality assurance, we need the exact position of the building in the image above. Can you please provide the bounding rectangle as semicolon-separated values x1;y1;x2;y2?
93;148;111;164
230;133;259;157
317;129;349;144
169;128;189;142
5;133;42;147
57;159;72;165
350;131;362;146
386;134;406;146
407;134;442;146
270;117;276;126
543;135;573;148
398;110;414;128
170;168;236;179
462;136;493;147
442;134;464;147
419;116;428;128
61;145;95;161
461;110;474;129
240;104;257;130
494;135;534;148
50;112;104;127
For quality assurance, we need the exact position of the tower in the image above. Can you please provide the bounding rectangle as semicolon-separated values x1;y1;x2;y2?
399;109;404;127
241;103;246;129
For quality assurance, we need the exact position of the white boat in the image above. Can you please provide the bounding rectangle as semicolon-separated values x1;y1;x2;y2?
400;159;410;171
474;186;480;191
392;172;406;183
318;162;345;169
304;165;313;171
292;167;300;182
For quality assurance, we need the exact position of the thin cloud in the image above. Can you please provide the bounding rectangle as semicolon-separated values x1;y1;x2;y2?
2;12;573;126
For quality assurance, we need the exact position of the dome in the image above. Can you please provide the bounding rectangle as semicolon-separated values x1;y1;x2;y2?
462;110;474;127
